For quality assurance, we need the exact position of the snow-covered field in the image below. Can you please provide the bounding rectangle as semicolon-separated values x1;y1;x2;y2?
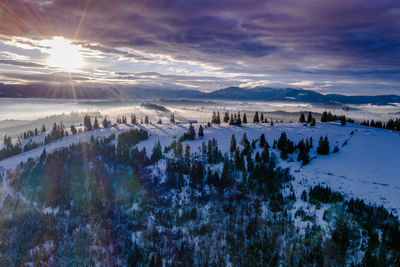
1;121;399;217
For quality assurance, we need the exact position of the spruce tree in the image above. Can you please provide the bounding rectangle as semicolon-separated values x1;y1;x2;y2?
188;123;196;140
131;113;137;124
317;136;330;155
230;134;236;153
102;117;109;128
70;124;77;134
307;112;313;123
259;133;266;148
217;111;221;125
261;144;269;163
223;111;229;123
93;117;99;129
198;125;204;137
341;116;346;126
299;113;306;123
243;112;247;124
260;113;264;123
41;124;46;133
253;111;260;123
321;111;328;122
170;113;175;123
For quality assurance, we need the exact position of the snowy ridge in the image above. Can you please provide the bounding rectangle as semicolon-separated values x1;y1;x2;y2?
1;121;399;216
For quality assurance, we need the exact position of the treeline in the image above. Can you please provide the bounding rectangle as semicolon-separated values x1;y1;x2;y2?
319;110;400;130
212;110;275;126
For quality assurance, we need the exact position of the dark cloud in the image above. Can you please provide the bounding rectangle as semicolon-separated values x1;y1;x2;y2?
0;71;90;82
0;0;399;94
75;42;154;61
0;59;45;68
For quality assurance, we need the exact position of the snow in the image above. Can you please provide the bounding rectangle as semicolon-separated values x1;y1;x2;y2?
0;121;399;217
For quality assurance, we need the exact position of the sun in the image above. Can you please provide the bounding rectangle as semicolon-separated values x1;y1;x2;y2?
45;37;85;71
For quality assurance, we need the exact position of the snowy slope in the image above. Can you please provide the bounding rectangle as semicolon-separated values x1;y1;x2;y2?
1;121;399;216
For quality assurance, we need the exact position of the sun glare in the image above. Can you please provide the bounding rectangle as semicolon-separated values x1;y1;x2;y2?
45;37;85;71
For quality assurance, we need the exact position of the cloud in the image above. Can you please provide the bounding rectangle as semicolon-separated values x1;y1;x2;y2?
0;59;45;68
0;0;399;94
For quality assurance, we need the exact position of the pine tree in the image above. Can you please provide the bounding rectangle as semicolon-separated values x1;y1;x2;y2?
217;111;221;125
102;117;109;128
212;111;218;124
253;111;260;123
310;118;316;127
93;117;99;129
145;116;149;124
221;159;234;187
299;113;306;123
70;124;77;134
170;114;175;123
223;111;229;123
307;112;313;123
259;133;266;148
198;125;204;137
261;144;269;163
230;134;236;153
188;123;196;140
243;112;247;124
260;113;264;123
84;115;92;131
41;124;46;133
151;140;162;162
131;113;137;124
237;111;242;125
321;111;328;122
341;116;346;126
317;136;330;155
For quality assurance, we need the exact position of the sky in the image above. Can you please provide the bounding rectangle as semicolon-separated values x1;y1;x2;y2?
0;0;399;95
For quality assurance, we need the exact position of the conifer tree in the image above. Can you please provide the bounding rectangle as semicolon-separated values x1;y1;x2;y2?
341;116;346;126
307;112;313;123
230;134;236;153
243;112;247;124
198;125;204;137
84;115;92;131
188;123;196;140
261;144;269;163
41;124;46;133
131;113;137;124
145;115;149;124
102;117;109;128
70;124;77;134
310;118;316;127
317;136;330;155
223;111;229;123
217;111;221;125
260;133;266;148
260;113;264;123
299;113;306;123
321;111;328;122
253;111;260;123
93;117;99;129
151;140;162;162
170;114;175;123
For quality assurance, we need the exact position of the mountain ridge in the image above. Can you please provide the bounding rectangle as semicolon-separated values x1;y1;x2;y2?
1;83;399;105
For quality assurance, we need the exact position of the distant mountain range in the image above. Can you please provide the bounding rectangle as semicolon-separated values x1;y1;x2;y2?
122;86;400;105
1;83;399;105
